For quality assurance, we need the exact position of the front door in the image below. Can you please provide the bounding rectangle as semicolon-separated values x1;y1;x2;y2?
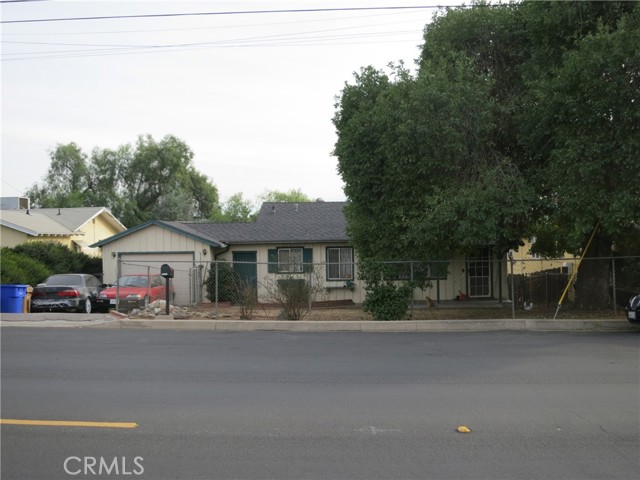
232;251;257;294
467;248;492;298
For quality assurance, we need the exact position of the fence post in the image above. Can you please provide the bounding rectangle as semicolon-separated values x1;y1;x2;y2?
308;266;312;314
612;258;617;316
410;261;414;317
146;265;151;303
214;261;219;319
509;252;515;319
116;254;121;312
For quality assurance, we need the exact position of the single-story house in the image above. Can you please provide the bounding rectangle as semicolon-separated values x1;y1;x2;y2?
0;198;126;256
91;201;509;307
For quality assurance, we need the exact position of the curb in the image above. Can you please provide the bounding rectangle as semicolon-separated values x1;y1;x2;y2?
97;318;638;332
1;313;638;332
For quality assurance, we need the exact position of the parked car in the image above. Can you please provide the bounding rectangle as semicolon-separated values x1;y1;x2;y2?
31;274;104;314
95;274;173;312
626;293;640;325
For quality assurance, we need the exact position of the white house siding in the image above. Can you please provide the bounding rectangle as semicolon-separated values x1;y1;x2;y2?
214;243;364;304
213;248;508;305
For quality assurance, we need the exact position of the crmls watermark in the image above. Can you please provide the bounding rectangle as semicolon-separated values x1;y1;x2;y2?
63;456;144;476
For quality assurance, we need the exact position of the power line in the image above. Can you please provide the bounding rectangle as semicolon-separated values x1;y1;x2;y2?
2;17;421;50
1;30;424;62
0;0;51;3
0;9;422;37
0;5;486;24
1;12;431;61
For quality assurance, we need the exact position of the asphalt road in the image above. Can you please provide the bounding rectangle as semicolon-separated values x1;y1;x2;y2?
1;328;639;480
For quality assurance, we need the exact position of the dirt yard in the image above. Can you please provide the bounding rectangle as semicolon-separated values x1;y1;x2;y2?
189;302;626;321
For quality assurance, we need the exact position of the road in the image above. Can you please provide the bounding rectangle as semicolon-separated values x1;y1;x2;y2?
1;328;638;480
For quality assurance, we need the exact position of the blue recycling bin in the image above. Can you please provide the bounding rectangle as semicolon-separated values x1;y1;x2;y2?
0;285;28;313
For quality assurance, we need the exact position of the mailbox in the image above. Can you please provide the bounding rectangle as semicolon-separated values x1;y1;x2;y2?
160;264;174;279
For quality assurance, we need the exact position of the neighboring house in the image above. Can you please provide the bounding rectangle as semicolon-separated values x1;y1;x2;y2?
0;198;126;256
509;239;577;276
91;201;509;307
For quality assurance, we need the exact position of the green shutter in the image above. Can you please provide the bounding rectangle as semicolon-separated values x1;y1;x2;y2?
268;249;278;273
303;248;313;273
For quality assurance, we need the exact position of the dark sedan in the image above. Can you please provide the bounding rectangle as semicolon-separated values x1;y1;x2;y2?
30;274;104;314
626;293;640;324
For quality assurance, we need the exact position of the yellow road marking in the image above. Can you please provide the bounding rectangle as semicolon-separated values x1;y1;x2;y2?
0;419;138;429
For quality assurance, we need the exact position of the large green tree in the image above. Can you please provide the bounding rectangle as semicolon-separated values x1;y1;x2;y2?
333;1;639;307
519;1;640;306
28;135;220;227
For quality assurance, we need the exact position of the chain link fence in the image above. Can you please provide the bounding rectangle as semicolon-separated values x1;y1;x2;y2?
103;255;639;317
507;255;640;315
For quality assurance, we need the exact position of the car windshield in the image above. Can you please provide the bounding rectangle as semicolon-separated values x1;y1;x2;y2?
116;276;149;287
46;275;82;286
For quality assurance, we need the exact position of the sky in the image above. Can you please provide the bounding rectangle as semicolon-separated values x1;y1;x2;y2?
1;0;466;207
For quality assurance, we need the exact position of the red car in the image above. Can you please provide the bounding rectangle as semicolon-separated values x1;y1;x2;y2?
95;274;173;312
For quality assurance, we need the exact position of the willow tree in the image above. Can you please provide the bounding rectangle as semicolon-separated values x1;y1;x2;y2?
28;134;220;227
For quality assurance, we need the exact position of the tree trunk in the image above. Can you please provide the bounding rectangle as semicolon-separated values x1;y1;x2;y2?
574;234;612;309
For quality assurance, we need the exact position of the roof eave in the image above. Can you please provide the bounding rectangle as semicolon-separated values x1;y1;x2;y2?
89;220;226;249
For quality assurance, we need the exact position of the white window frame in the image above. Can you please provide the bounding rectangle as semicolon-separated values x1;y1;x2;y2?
326;247;354;281
278;247;303;273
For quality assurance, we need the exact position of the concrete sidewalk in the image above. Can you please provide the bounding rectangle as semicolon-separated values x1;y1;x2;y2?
1;312;638;332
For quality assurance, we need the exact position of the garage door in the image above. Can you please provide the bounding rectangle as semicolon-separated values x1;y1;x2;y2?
119;253;196;306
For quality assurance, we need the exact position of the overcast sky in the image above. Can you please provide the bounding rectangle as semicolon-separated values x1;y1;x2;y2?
1;0;466;206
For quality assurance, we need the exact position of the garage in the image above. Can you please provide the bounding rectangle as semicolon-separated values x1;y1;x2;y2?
91;220;224;307
119;252;197;306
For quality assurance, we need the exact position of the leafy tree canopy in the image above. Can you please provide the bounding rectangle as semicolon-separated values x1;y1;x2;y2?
27;134;220;227
258;189;313;204
333;0;640;307
212;193;257;223
210;189;314;223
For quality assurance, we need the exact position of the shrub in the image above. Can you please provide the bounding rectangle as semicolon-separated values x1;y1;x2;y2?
205;262;240;303
275;278;312;320
236;283;258;320
261;274;321;321
0;248;52;285
12;242;102;276
363;282;412;321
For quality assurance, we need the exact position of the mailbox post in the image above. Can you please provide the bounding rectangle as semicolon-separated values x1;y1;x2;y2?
160;264;174;316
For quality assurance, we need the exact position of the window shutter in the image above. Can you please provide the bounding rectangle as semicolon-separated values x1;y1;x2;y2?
303;248;313;273
268;249;278;273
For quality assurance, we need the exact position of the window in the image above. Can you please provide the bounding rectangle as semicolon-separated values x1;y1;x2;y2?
467;248;492;298
326;247;354;280
278;248;303;273
268;248;312;273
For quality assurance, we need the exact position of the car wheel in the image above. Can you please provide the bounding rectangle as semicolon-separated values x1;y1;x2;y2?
83;298;92;314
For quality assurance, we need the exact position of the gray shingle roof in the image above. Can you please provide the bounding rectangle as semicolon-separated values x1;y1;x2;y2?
90;202;349;248
183;201;349;245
